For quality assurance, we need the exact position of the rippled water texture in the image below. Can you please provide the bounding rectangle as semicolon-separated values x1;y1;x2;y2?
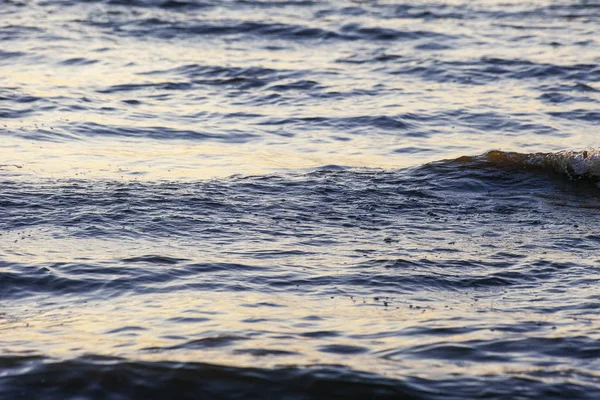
1;0;599;178
1;0;600;399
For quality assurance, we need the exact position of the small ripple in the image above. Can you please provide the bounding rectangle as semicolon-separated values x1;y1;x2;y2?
143;335;248;351
165;316;211;323
335;51;403;64
267;79;321;91
0;25;44;41
0;49;26;60
538;92;597;104
339;23;455;41
105;325;148;334
233;348;298;356
105;0;214;10
455;111;559;136
138;63;299;92
122;255;190;265
98;19;341;41
300;330;340;338
70;122;259;142
59;57;99;66
98;82;194;93
391;57;600;85
84;17;457;43
404;343;511;362
548;110;600;124
258;115;414;132
318;344;369;354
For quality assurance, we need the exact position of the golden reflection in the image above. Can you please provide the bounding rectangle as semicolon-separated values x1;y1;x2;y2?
0;135;429;181
3;287;599;380
1;1;599;391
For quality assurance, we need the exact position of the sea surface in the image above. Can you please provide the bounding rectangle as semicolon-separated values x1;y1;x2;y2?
1;0;600;398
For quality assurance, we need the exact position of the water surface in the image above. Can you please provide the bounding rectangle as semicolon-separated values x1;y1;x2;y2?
1;0;600;398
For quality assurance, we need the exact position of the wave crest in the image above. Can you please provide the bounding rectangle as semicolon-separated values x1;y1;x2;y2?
458;149;600;181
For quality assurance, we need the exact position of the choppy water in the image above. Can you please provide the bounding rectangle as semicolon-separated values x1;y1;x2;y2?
1;0;600;399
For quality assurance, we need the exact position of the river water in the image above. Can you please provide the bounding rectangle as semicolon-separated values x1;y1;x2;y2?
1;0;600;399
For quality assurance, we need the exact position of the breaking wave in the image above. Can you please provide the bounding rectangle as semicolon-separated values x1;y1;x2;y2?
457;149;600;182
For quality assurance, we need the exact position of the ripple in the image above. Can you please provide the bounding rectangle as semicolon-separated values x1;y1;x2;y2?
0;357;428;400
3;0;600;398
69;122;259;141
318;344;369;354
144;335;248;351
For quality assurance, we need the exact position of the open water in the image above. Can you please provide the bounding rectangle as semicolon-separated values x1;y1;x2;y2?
1;0;600;398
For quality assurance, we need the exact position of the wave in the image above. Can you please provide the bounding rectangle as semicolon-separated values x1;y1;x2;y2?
390;58;600;86
455;149;600;181
82;17;455;43
2;354;599;400
0;356;420;400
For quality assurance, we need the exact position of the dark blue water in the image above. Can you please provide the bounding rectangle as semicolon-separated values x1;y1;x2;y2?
1;0;600;399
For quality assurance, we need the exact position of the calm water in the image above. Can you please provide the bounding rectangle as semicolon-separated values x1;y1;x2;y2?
1;0;600;398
